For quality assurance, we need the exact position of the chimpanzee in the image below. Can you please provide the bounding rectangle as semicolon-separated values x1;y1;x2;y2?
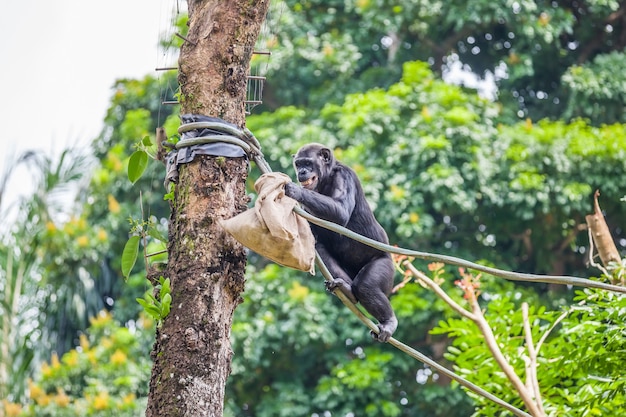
284;143;397;342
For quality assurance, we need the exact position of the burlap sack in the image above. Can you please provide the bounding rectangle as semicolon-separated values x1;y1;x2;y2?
220;172;316;274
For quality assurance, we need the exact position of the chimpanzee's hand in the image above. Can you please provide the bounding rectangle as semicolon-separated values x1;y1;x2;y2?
284;182;302;201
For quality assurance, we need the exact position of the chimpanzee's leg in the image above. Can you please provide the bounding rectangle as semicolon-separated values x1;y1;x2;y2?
315;243;358;304
352;255;397;342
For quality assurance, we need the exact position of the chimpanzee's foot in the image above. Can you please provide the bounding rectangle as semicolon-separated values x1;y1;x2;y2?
325;278;358;304
370;316;398;343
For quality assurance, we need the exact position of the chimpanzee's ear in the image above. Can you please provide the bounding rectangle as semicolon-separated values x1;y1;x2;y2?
319;147;332;163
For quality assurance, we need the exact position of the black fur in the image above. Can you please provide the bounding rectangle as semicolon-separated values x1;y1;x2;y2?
285;143;397;342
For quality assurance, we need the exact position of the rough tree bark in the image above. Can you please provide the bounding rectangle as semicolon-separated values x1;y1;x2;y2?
146;1;270;416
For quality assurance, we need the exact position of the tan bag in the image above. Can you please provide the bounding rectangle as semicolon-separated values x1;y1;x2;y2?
220;173;316;274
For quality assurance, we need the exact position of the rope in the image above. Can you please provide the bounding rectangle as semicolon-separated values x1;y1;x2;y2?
295;207;626;295
175;118;625;295
175;117;618;417
176;120;273;173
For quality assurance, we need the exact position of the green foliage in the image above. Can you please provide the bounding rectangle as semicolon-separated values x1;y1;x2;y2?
432;286;626;416
562;51;626;123
264;1;626;124
251;60;626;279
225;263;473;417
128;135;159;184
240;59;626;414
0;149;91;402
121;236;141;280
10;1;626;415
15;311;153;417
136;276;171;325
127;151;149;184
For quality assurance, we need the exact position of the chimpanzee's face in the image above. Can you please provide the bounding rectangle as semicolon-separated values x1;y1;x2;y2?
292;144;333;191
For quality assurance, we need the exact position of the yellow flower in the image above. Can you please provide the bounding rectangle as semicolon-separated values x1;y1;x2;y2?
64;217;77;236
76;235;89;248
87;350;98;365
63;350;79;367
28;380;45;400
421;106;432;122
108;194;121;214
89;310;113;327
409;212;419;224
390;184;405;200
288;281;309;301
97;228;108;242
525;117;533;131
101;337;113;349
51;352;61;369
55;388;71;407
41;361;52;377
508;52;521;65
93;391;110;410
107;151;124;172
29;380;51;406
80;334;90;350
3;400;22;417
122;393;136;406
111;349;127;366
36;395;51;406
45;221;56;233
139;313;155;330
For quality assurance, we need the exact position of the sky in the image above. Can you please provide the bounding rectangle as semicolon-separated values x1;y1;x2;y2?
0;0;176;204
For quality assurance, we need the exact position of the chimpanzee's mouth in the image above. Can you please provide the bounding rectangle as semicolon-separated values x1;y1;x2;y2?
299;175;317;189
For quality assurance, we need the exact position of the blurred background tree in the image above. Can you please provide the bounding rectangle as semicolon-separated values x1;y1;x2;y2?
261;0;626;123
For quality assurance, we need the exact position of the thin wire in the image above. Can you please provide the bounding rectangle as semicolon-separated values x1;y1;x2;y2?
295;207;626;295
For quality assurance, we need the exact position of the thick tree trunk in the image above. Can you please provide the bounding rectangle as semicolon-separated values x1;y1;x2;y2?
146;1;269;416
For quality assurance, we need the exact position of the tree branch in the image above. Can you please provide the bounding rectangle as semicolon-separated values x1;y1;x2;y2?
469;298;543;416
316;255;532;417
522;303;545;415
398;261;543;416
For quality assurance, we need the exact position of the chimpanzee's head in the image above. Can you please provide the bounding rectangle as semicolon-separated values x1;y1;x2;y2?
292;143;335;191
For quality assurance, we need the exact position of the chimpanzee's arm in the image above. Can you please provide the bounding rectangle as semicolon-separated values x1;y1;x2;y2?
285;171;356;226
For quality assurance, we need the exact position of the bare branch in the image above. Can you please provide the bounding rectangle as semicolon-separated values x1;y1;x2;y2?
522;303;545;415
401;261;543;415
471;300;543;416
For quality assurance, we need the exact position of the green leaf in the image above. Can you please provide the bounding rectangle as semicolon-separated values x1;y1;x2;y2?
159;277;171;298
121;236;141;279
136;298;161;320
128;150;149;184
142;135;153;146
148;227;168;243
160;293;172;318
